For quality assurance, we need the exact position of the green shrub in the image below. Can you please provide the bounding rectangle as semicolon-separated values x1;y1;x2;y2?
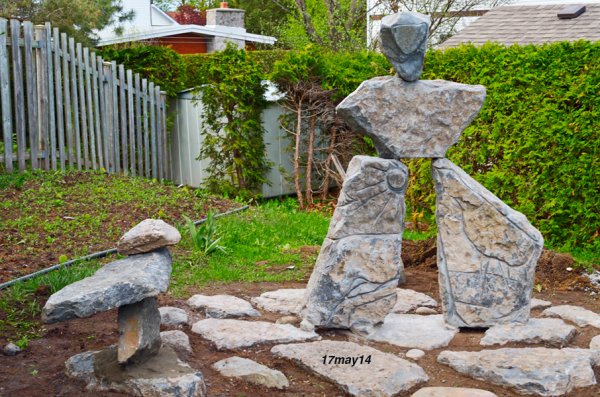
99;44;187;97
417;41;599;252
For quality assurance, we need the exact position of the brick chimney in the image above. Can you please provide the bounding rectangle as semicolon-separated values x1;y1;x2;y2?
206;3;245;30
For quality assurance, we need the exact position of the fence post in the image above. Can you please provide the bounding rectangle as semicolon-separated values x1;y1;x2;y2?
76;43;89;169
11;20;27;171
0;18;13;172
69;38;81;170
142;79;150;178
35;25;49;170
149;81;157;179
24;22;39;170
111;61;120;174
161;91;169;180
135;73;143;176
102;61;114;172
118;65;128;174
127;69;135;176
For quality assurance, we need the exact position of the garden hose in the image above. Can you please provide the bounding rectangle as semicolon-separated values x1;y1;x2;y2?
0;205;250;290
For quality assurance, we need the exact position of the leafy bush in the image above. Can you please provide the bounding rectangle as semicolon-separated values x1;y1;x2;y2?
417;41;599;252
99;44;187;97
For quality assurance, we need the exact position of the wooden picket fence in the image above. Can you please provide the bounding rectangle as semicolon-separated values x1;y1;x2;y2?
0;19;169;179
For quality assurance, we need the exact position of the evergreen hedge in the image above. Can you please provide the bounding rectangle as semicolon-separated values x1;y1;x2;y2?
101;42;599;252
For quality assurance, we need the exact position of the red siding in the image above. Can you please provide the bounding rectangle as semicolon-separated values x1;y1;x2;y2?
147;34;208;54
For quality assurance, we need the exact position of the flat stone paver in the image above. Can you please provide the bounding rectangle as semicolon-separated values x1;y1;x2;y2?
438;347;600;396
542;305;600;329
412;387;498;397
187;295;260;319
367;314;458;350
213;356;289;389
191;319;319;350
530;298;552;310
159;306;189;327
391;289;438;314
272;340;428;397
161;330;192;354
251;289;305;315
591;335;600;350
480;318;576;347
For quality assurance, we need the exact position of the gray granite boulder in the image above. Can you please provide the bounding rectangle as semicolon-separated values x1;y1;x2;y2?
187;294;260;318
251;289;305;315
118;297;161;364
379;12;430;82
392;288;438;314
302;156;407;334
43;249;172;323
480;318;576;347
272;340;428;396
336;78;486;158
530;298;552;310
542;305;600;328
432;159;543;327
438;347;600;396
367;314;458;350
191;319;320;350
161;330;192;355
66;345;206;397
117;219;181;255
212;356;289;389
159;306;189;327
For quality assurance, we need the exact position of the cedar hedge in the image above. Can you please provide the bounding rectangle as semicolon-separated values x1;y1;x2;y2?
100;42;599;252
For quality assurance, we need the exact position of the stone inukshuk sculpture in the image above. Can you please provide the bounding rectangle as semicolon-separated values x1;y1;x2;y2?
302;11;544;330
41;219;207;397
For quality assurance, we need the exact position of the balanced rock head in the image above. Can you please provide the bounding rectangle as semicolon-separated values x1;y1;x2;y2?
380;12;430;82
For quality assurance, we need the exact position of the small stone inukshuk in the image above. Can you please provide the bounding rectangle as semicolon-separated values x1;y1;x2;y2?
301;11;544;332
42;219;207;397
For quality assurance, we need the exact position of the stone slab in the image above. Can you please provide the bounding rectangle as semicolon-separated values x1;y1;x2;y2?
43;249;172;323
406;349;425;360
367;314;458;350
412;387;498;397
302;156;407;334
187;294;259;318
542;305;600;329
66;345;206;397
591;335;600;350
161;330;192;355
480;318;576;347
337;78;486;158
191;319;320;350
250;289;305;315
213;356;289;389
272;340;428;397
117;219;181;255
438;347;600;396
159;306;189;327
530;298;552;310
392;288;438;314
118;297;161;364
380;12;430;82
433;159;544;327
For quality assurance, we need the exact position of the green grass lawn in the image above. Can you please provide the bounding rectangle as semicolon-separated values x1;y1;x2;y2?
0;170;597;349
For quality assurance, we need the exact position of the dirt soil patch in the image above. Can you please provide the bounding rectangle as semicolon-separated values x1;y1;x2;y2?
1;240;599;397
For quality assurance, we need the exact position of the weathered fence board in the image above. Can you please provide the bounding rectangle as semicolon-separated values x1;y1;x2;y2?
0;18;168;179
0;19;13;172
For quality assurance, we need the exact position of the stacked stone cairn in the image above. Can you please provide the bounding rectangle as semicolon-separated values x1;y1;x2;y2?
301;11;544;333
42;219;207;397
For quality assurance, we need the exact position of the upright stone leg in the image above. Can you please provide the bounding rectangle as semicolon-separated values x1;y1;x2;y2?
432;159;544;327
301;156;408;334
118;297;161;364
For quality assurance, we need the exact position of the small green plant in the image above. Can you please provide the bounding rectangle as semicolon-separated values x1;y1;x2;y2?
184;212;226;255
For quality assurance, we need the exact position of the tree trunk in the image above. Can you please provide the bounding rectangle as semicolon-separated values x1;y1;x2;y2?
294;98;304;209
305;114;316;206
321;124;337;199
